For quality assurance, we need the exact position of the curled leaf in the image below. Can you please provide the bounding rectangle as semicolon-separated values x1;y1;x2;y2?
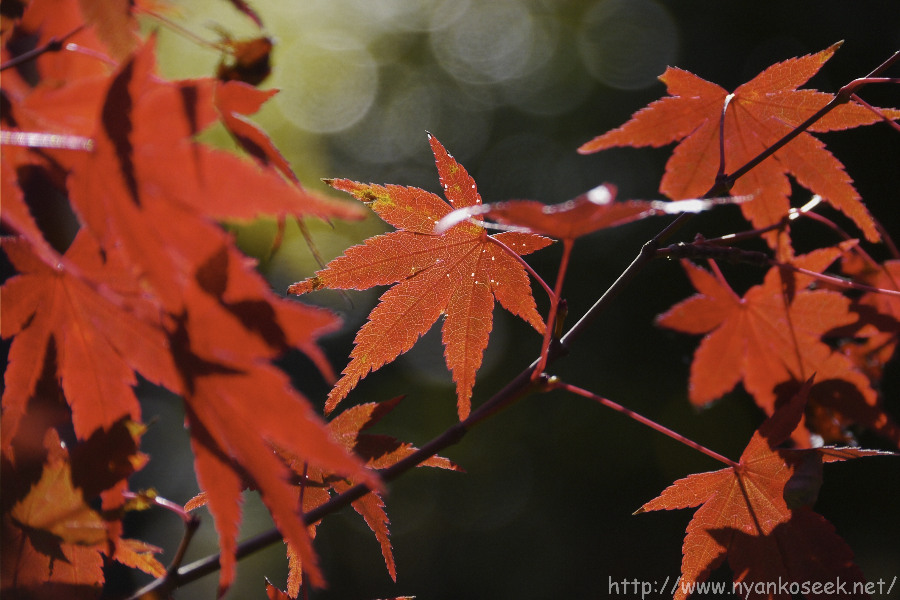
435;184;746;240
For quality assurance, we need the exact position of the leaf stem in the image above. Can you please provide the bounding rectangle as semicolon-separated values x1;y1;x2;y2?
552;380;740;469
62;43;118;67
1;130;95;152
849;91;900;134
715;93;736;192
122;494;201;599
659;240;900;299
134;7;229;53
793;209;886;270
559;213;690;350
533;239;574;379
776;262;900;298
874;215;900;261
123;490;193;523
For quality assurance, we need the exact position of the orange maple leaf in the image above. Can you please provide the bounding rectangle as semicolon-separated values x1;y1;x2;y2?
824;258;900;445
0;233;178;450
179;352;381;592
188;397;459;595
10;431;108;547
579;43;900;249
637;381;890;600
67;38;362;313
292;397;459;589
2;426;165;597
266;580;292;600
290;134;553;419
655;246;900;446
3;29;376;595
214;81;295;182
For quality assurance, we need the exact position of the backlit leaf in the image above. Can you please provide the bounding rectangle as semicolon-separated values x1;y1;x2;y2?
656;247;900;446
290;134;552;419
637;382;890;599
580;44;900;248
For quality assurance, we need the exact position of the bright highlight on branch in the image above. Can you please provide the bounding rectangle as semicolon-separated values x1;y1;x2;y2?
435;183;749;239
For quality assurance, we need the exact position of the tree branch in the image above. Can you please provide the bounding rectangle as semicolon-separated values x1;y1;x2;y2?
122;46;900;600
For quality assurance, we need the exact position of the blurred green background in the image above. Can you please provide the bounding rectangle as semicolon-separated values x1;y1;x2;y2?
120;1;900;598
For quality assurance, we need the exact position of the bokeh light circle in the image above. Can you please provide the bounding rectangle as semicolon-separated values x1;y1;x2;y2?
273;32;378;133
577;0;679;90
429;1;541;85
334;68;444;165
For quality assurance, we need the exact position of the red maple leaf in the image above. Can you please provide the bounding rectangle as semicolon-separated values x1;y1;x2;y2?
2;425;165;598
637;380;890;600
0;232;178;450
656;246;900;446
172;245;382;590
266;580;292;600
284;397;459;592
823;257;900;445
187;397;459;596
3;22;375;595
214;81;295;182
579;43;900;249
66;38;362;313
64;38;375;592
290;134;553;419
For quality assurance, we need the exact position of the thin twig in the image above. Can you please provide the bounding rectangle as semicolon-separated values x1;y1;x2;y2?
124;363;546;598
552;380;740;469
850;91;900;133
0;25;85;71
658;239;900;298
134;7;229;53
532;239;574;379
122;493;201;599
558;212;691;349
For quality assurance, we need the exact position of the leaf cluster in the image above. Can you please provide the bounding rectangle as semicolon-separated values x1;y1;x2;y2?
2;3;900;599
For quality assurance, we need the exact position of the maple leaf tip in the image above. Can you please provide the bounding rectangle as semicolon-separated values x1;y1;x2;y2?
576;141;595;155
287;278;319;295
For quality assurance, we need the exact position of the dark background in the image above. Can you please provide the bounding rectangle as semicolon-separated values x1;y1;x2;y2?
111;1;900;598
